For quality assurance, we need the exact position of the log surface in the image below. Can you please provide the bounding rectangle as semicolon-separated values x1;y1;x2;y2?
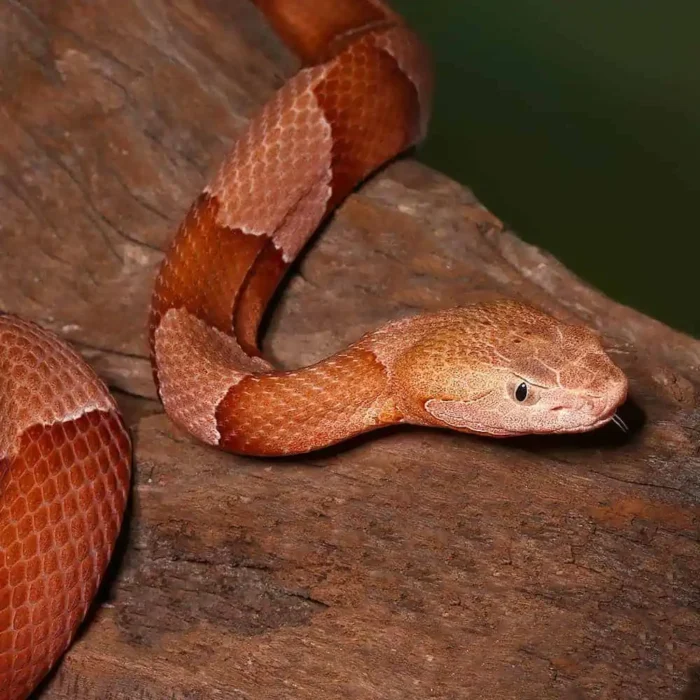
1;1;698;698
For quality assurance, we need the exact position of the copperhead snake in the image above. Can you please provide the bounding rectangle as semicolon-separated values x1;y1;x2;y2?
0;0;629;697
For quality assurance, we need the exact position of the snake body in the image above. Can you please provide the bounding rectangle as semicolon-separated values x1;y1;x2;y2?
150;0;627;456
2;0;628;696
0;316;130;699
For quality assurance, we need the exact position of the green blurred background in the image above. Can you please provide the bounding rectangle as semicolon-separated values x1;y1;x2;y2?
393;0;699;338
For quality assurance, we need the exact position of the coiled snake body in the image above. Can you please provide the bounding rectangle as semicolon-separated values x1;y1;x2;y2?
0;0;628;696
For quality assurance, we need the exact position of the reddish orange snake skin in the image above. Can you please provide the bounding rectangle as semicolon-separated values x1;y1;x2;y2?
0;317;130;699
1;0;628;697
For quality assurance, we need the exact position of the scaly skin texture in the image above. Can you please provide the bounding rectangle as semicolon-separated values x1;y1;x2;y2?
0;315;131;700
150;0;628;456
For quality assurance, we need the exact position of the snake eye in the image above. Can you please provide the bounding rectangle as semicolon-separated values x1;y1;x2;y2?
515;382;528;402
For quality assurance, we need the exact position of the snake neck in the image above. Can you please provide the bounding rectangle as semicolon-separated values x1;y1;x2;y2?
217;343;402;456
153;307;402;455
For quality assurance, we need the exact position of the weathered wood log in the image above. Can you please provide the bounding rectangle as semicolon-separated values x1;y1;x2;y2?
1;1;699;698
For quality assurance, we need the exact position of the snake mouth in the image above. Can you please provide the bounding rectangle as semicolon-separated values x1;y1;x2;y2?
542;402;623;435
561;408;620;434
425;398;623;438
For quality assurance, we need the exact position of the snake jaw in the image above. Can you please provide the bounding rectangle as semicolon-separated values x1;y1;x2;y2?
424;394;627;437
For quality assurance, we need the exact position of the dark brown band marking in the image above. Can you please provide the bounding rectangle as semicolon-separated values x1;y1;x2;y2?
234;239;288;357
150;193;268;382
215;347;396;456
312;36;422;208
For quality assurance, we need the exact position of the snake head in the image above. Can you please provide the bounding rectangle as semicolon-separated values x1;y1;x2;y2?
387;300;628;437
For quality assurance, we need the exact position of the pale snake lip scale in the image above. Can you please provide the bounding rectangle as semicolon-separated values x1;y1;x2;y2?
2;0;628;697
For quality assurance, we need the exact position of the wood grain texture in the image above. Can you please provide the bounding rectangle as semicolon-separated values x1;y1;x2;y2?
1;1;698;698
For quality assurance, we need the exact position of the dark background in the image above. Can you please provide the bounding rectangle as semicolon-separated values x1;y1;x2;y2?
393;0;699;338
